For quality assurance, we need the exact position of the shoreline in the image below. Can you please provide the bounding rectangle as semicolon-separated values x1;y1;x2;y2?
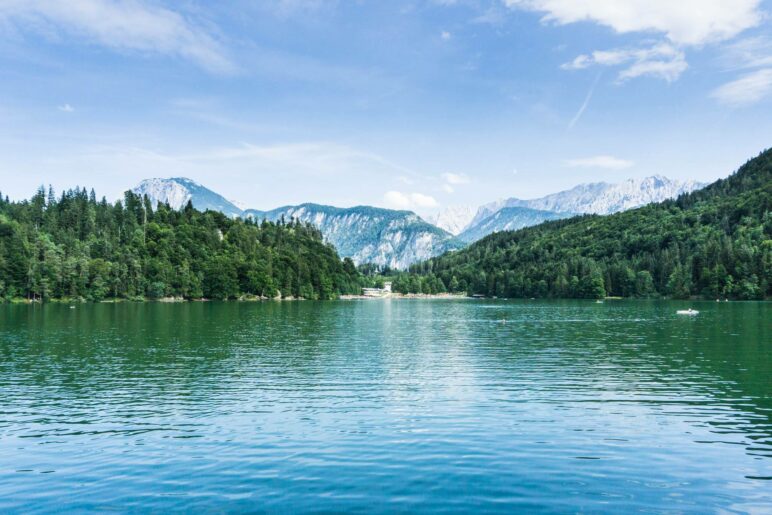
339;292;468;300
2;295;765;305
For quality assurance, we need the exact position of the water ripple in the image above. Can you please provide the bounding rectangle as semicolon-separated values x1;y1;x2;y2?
0;299;769;512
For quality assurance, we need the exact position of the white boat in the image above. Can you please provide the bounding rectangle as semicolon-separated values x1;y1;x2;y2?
676;309;699;316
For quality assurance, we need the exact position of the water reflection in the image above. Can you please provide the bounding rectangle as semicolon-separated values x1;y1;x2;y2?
0;300;769;512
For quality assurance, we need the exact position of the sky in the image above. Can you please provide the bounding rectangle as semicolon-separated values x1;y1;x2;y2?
0;0;770;216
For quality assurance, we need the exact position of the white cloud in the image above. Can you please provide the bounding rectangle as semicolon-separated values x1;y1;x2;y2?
442;184;454;193
383;191;411;209
411;192;439;208
441;172;470;184
0;0;234;73
711;68;772;106
504;0;762;46
383;191;438;210
564;155;634;170
441;30;451;40
563;43;687;82
58;103;74;112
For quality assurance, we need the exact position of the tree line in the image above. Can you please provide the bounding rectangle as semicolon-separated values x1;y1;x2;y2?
0;188;364;302
395;149;772;300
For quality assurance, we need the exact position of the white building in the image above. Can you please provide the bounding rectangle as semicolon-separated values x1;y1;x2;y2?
362;282;392;297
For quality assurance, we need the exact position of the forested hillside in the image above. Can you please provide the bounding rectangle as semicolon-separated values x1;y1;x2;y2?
396;149;771;300
0;189;363;301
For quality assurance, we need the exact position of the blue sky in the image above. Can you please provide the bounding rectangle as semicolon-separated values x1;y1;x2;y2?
0;0;770;215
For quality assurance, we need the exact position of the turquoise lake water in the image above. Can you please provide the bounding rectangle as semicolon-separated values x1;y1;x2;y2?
0;299;770;512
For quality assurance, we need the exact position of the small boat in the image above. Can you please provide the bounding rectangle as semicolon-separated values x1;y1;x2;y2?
676;309;699;316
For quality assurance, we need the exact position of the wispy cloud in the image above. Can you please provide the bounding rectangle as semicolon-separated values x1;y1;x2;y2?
472;6;506;26
719;36;772;70
712;36;772;107
0;0;235;73
564;155;634;170
64;141;414;185
568;72;601;129
9;139;419;207
563;43;687;83
711;68;772;106
171;142;414;178
58;103;74;112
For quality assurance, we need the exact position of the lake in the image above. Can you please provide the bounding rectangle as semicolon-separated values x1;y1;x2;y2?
0;299;770;513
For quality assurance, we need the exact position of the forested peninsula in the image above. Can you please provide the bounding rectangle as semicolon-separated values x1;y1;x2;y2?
0;190;363;302
393;149;771;300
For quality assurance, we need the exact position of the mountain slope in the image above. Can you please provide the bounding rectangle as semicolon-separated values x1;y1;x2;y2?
427;205;476;235
133;178;243;218
467;176;705;232
245;204;464;269
403;150;771;300
458;206;573;243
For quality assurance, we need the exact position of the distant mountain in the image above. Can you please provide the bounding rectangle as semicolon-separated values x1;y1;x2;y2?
427;205;475;235
408;149;771;300
132;174;705;268
133;178;243;218
132;178;463;269
464;175;705;242
458;207;572;243
245;204;464;269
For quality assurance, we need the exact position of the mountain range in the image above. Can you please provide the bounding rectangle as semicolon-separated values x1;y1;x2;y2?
433;175;706;240
406;149;771;300
133;175;705;268
133;178;463;269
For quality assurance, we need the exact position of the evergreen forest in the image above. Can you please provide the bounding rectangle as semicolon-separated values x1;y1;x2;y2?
0;189;363;302
392;149;771;300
